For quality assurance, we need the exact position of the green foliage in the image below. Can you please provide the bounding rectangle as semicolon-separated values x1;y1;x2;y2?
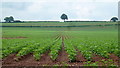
4;16;14;23
33;40;53;61
70;39;118;60
49;40;62;60
84;61;98;67
101;59;118;67
72;42;93;60
60;14;68;21
64;41;77;61
33;53;40;61
2;41;32;58
111;17;118;22
16;43;40;56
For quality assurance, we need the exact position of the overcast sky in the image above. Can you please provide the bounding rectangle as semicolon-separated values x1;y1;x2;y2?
1;0;119;21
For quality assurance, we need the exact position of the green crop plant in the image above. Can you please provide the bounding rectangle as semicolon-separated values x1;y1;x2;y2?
2;41;33;58
16;43;40;57
49;40;62;60
72;42;93;60
64;40;77;62
33;40;53;61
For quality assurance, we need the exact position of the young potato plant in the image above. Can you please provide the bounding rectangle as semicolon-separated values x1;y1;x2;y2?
64;40;77;62
87;40;116;58
73;39;119;60
16;43;40;57
69;40;93;61
86;41;109;58
33;40;53;61
49;40;62;61
84;61;99;66
2;41;31;58
76;43;93;60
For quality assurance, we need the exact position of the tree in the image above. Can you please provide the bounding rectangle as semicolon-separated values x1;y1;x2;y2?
111;17;118;22
4;16;14;23
9;16;14;22
4;17;10;23
60;14;68;22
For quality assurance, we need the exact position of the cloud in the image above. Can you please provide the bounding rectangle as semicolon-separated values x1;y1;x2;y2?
1;1;118;21
2;2;31;10
2;0;119;2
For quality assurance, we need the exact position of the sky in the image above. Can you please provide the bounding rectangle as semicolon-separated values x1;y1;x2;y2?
1;0;119;21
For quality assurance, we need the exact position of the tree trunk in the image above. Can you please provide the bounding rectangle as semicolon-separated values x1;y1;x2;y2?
64;19;65;22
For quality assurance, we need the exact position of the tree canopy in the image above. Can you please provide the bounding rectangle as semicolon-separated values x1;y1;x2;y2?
111;17;118;22
60;14;68;22
4;16;14;23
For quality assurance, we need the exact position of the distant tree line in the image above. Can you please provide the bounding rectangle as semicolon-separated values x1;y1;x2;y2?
65;21;109;22
3;14;119;23
25;21;59;22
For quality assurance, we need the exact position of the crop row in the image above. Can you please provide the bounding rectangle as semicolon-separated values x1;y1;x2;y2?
2;38;119;62
49;39;62;60
2;39;54;59
64;40;77;61
2;41;35;58
65;39;119;60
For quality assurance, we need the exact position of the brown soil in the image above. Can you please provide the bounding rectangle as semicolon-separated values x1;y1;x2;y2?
1;36;27;39
91;54;107;62
109;54;119;61
91;54;120;66
109;53;120;65
55;35;70;66
2;50;120;67
2;54;16;65
55;45;70;63
2;52;54;66
38;51;53;65
76;52;87;62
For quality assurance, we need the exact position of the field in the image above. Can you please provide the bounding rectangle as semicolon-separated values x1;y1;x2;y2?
2;21;117;26
1;22;119;67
